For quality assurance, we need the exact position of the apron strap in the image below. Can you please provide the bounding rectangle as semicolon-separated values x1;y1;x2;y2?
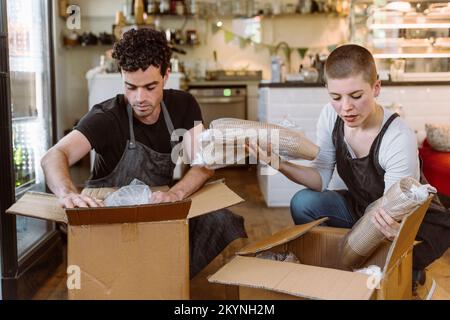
126;103;136;149
371;112;399;158
380;113;399;135
126;100;177;149
161;100;178;148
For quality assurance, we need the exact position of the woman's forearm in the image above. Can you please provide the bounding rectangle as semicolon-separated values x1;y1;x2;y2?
278;161;323;191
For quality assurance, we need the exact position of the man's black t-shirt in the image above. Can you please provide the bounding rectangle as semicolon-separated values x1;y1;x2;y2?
76;89;203;179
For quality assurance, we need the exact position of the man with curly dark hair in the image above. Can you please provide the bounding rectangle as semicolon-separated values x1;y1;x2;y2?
112;28;172;77
41;28;247;279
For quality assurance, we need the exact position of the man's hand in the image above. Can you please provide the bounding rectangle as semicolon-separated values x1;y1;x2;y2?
371;208;401;241
58;192;104;209
150;190;183;204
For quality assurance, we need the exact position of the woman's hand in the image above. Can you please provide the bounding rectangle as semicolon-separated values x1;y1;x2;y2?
244;141;281;169
371;208;401;241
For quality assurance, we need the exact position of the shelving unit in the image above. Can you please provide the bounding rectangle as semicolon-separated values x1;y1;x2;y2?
374;52;450;58
62;44;114;49
350;0;450;80
369;22;450;29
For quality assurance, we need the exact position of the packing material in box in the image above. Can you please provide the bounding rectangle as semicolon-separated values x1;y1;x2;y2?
208;196;433;300
6;180;243;299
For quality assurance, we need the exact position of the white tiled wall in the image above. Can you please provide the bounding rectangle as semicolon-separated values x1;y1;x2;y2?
377;86;450;143
257;85;450;207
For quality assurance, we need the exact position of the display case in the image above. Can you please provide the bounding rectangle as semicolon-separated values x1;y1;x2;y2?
1;0;62;299
350;0;450;81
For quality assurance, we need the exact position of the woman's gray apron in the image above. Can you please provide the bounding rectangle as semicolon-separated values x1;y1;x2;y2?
332;113;450;270
86;102;247;278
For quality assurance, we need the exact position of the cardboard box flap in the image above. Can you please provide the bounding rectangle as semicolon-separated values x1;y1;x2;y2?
187;180;244;219
208;256;374;300
237;217;328;255
65;199;191;226
7;181;239;225
383;196;432;274
7;191;191;226
426;279;450;300
6;192;67;223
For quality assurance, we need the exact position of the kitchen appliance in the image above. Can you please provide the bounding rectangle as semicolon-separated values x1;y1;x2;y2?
188;86;247;127
271;56;283;82
205;69;262;81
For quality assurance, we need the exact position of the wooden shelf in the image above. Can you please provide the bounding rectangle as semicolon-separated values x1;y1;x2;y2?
62;44;114;49
373;52;450;59
369;21;450;29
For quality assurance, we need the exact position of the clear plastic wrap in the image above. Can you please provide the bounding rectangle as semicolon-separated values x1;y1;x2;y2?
354;265;383;289
104;179;152;207
340;177;436;269
255;251;301;264
188;118;319;169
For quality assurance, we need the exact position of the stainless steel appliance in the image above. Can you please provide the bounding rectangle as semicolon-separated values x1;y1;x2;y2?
188;86;247;127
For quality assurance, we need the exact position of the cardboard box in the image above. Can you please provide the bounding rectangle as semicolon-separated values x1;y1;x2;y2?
209;196;433;300
423;279;450;300
6;180;243;299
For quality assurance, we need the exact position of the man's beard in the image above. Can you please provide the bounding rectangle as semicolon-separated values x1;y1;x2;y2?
133;104;154;117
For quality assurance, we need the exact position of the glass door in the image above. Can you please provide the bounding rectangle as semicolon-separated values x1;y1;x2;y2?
1;0;62;300
8;0;54;257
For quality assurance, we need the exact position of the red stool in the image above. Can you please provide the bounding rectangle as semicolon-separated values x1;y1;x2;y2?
419;139;450;197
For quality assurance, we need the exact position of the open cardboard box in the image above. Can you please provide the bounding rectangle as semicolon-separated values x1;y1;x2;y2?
209;196;433;300
6;180;243;300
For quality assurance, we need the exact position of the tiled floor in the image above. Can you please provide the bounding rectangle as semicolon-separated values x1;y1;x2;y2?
32;166;450;300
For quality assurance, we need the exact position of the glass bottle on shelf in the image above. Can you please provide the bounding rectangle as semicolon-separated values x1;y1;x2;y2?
147;0;157;14
13;147;23;187
124;0;134;23
13;124;22;187
176;0;185;16
160;0;170;14
134;0;145;24
188;0;197;15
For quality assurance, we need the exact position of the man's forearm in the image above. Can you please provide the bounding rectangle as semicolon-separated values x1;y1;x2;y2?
169;166;214;200
41;148;78;197
278;161;323;191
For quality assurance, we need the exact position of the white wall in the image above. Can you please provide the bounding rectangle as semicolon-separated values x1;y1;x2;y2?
52;0;348;139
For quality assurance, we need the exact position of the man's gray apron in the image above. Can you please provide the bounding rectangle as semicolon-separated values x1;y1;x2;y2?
86;102;247;278
332;113;450;270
